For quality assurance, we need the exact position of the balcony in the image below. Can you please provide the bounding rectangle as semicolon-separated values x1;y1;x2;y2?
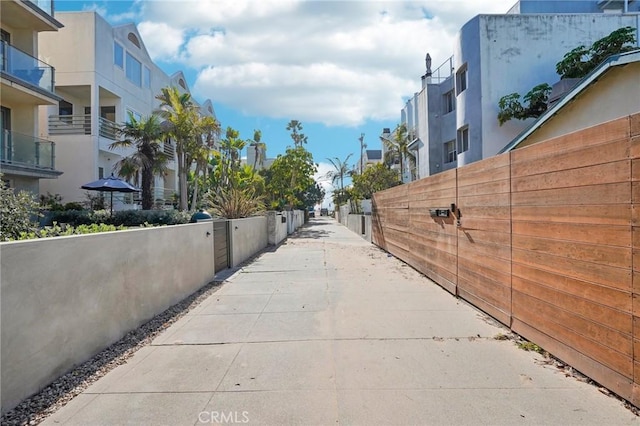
0;0;61;32
1;41;54;94
48;114;119;140
1;129;60;177
27;0;53;16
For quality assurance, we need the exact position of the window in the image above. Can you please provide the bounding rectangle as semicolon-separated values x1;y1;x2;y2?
126;108;141;123
178;78;187;90
456;65;467;95
114;42;123;68
444;140;457;164
458;126;469;153
143;66;151;88
127;32;141;48
125;52;141;86
443;90;455;114
98;167;104;179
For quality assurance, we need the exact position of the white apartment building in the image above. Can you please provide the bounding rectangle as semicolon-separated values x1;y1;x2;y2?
0;0;63;194
400;0;640;180
38;12;217;208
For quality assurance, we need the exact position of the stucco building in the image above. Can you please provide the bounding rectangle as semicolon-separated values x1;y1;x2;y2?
37;12;217;208
401;0;640;180
1;0;63;194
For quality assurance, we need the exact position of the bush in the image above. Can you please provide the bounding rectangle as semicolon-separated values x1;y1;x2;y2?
1;180;40;241
48;208;191;227
17;222;127;240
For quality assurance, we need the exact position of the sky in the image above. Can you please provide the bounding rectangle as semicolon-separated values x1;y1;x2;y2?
55;0;516;206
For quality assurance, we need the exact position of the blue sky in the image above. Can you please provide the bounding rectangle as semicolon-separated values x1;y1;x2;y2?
55;0;514;204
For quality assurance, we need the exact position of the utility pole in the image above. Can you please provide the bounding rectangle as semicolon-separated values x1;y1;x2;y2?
359;133;365;173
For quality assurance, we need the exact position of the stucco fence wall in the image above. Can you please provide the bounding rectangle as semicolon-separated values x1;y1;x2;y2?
345;214;372;242
0;223;216;413
229;216;268;267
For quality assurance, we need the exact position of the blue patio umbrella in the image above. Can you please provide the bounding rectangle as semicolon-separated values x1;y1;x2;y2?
81;174;141;214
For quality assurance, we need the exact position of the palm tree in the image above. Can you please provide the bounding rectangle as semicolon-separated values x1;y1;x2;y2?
286;119;308;147
249;129;267;171
189;114;220;211
326;153;353;207
109;113;167;210
381;123;416;182
156;86;199;211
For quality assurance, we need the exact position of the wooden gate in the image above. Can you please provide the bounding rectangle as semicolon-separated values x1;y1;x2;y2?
213;220;229;272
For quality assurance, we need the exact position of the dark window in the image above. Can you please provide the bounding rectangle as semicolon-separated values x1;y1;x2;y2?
59;100;73;115
127;33;141;48
445;140;457;163
458;127;469;153
443;90;455;114
456;65;467;95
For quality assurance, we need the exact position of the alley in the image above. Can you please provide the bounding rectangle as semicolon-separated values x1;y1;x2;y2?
43;217;637;425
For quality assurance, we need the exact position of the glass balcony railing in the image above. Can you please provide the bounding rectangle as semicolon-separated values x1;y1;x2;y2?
1;129;56;170
1;41;54;93
27;0;54;16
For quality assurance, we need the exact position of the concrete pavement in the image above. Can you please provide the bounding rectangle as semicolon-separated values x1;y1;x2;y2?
44;217;637;425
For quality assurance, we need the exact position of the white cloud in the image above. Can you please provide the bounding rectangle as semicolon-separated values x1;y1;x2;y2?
135;0;516;126
137;21;184;61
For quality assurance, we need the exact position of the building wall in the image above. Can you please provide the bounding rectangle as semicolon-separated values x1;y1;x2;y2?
520;63;640;147
478;13;639;159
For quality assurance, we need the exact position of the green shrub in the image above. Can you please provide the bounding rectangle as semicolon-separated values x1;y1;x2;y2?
17;222;127;240
1;180;40;241
109;209;191;226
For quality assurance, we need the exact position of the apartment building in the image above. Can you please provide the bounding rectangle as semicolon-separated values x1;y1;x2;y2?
38;12;217;208
0;0;63;193
401;0;640;180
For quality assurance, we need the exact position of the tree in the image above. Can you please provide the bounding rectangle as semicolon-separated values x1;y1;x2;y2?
381;123;416;182
286;119;308;147
0;177;39;241
497;83;552;126
156;86;221;211
326;154;353;206
110;113;168;210
351;163;401;200
498;27;636;125
248;129;267;171
264;146;317;209
302;182;325;208
556;26;636;79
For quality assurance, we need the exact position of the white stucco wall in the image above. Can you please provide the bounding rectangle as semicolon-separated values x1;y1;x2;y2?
0;223;216;413
229;216;268;267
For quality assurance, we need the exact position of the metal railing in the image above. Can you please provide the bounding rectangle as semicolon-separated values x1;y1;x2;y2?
132;187;177;206
1;129;55;170
427;55;455;83
98;117;118;140
163;142;175;160
49;114;119;140
1;41;54;93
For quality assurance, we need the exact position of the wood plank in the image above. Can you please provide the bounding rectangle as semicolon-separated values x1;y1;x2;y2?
458;268;511;312
512;319;634;399
512;263;631;312
459;206;511;221
459;218;511;234
458;179;510;197
458;247;511;276
513;277;632;335
459;237;511;262
458;192;510;208
458;165;510;188
511;182;631;206
630;135;640;159
512;248;631;291
512;160;629;192
512;221;630;247
510;117;630;164
513;205;631;226
513;291;633;376
511;139;629;178
458;287;510;326
631;113;640;137
513;234;631;269
404;253;457;293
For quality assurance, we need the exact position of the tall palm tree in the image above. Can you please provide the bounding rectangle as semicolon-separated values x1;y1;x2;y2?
110;113;167;210
286;119;308;147
249;129;267;172
381;123;416;182
189;114;220;211
326;153;353;207
156;86;199;211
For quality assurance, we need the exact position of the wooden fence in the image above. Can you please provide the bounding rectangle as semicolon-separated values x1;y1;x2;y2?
372;113;640;407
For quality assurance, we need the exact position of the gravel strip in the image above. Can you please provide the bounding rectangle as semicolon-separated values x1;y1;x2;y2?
1;279;225;426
